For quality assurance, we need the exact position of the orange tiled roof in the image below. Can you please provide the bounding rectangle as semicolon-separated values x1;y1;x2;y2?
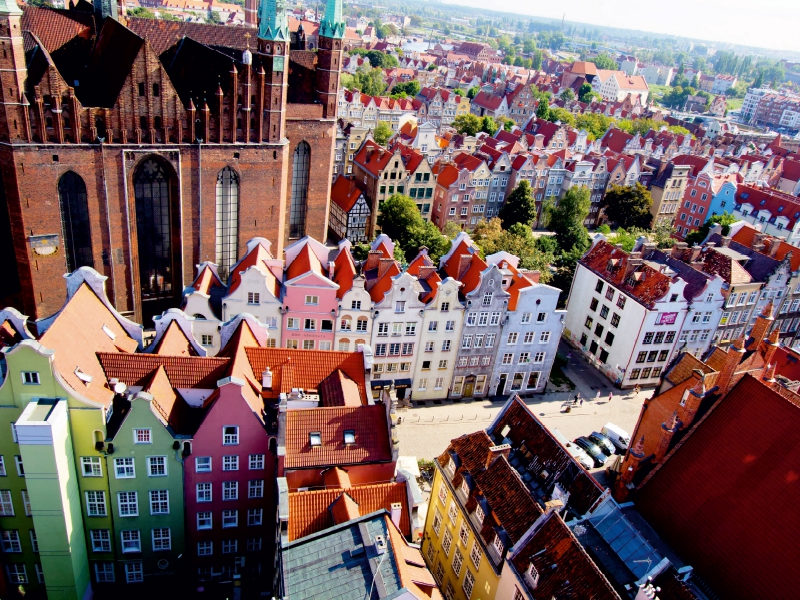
151;320;198;356
228;240;280;296
243;347;367;400
332;246;357;299
286;242;325;281
192;263;225;294
284;405;392;469
96;353;230;389
318;369;363;407
330;174;366;212
288;482;409;540
40;283;140;407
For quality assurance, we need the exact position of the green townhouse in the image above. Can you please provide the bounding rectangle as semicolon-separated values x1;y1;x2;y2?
0;269;146;598
103;378;189;587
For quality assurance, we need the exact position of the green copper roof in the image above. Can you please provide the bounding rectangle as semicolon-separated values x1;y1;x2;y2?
258;0;288;42
319;0;345;39
0;0;22;16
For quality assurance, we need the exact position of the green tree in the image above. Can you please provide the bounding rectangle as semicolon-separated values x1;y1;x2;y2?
348;64;387;96
560;88;576;102
577;83;593;102
365;50;398;68
128;6;155;17
498;181;537;228
443;221;463;239
377;194;449;262
373;122;393;146
600;183;653;229
480;116;499;135
685;212;738;245
471;219;554;282
547;187;591;253
409;14;423;27
390;80;420;97
590;52;617;70
207;10;221;23
467;87;479;99
575;113;614;140
452;88;466;96
452;113;482;136
544;107;576;127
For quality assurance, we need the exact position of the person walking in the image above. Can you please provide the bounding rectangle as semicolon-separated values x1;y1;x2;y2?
579;396;584;407
595;390;601;401
608;392;613;402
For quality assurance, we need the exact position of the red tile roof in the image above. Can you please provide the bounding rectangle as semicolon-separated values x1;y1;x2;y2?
581;240;671;309
330;174;367;212
243;347;367;400
228;239;280;296
510;511;620;599
636;376;800;600
192;263;225;294
353;139;395;178
284;405;392;469
96;353;230;389
286;242;324;281
288;482;410;540
332;246;357;299
21;5;94;54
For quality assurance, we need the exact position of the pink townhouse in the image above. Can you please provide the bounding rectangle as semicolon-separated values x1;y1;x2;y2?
185;378;272;581
281;237;340;351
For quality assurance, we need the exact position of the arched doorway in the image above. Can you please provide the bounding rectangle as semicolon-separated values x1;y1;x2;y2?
58;171;93;273
133;157;181;321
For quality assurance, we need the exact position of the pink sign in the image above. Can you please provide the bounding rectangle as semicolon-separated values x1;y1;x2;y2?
656;312;678;325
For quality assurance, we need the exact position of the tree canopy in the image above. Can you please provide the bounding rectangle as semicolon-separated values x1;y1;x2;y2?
590;53;617;70
373;122;393;146
391;80;420;97
471;219;553;282
685;211;738;246
376;194;450;262
600;183;654;229
340;64;386;96
546;187;591;254
498;181;537;228
452;114;482;136
480;115;499;135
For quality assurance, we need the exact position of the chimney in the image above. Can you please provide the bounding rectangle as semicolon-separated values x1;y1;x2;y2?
720;236;731;248
390;502;402;530
364;250;382;272
748;301;774;351
768;239;781;258
418;266;436;280
262;367;273;390
366;147;374;162
716;336;746;395
624;252;643;279
653;411;680;463
457;253;472;279
484;444;511;470
762;361;777;385
328;261;335;280
378;258;395;279
689;245;702;262
761;328;781;371
615;436;646;499
670;242;688;260
677;371;706;428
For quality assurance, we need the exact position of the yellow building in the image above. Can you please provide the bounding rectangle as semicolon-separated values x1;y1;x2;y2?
420;395;607;600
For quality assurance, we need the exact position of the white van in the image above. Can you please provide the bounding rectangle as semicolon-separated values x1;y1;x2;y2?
601;423;630;453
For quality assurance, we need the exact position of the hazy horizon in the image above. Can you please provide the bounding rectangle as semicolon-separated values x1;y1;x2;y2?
439;0;800;55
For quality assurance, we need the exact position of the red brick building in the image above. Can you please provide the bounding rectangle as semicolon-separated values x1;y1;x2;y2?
0;0;345;323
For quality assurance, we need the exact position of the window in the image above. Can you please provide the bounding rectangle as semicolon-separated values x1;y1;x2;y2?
304;295;319;305
433;509;443;535
222;509;238;528
463;570;475;598
507;332;518;345
453;548;464;576
133;429;151;444
197;541;213;556
1;530;21;552
215;167;239;281
95;563;115;583
395;301;406;313
617;296;626;309
222;455;239;471
27;530;37;553
223;426;239;445
474;502;485;524
197;512;212;530
600;305;609;319
304;318;316;331
195;457;211;473
86;491;107;516
0;456;4;477
658;350;669;361
222;539;238;554
287;318;300;330
461;335;472;349
223;481;238;501
248;455;265;471
7;564;27;584
442;529;453;556
21;371;40;385
81;456;102;477
540;332;551;343
118;491;138;517
247;537;263;552
147;456;167;477
247;508;263;526
289;142;310;238
21;490;30;516
121;530;141;553
150;528;171;552
249;479;264;498
12;455;23;477
518;352;530;364
90;529;113;553
0;490;14;517
125;562;143;583
448;500;458;524
149;490;169;515
197;483;212;503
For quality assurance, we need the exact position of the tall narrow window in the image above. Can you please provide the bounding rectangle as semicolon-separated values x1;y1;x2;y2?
215;167;239;282
134;158;176;300
289;141;310;239
58;172;93;272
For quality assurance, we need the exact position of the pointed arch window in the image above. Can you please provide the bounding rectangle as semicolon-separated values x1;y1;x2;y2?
134;159;175;300
289;141;310;239
216;167;239;282
58;171;93;272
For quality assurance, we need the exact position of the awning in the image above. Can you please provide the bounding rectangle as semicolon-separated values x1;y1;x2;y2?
370;379;391;388
394;378;412;389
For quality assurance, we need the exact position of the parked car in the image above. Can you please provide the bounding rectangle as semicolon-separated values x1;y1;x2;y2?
564;443;594;470
573;437;607;467
588;432;615;456
601;423;631;454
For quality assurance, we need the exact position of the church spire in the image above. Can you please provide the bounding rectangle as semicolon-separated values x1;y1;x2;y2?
258;0;288;41
319;0;344;39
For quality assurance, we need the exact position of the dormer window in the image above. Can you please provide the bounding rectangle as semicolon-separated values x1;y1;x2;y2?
492;533;504;556
310;432;322;447
474;503;484;524
526;563;540;589
446;457;456;476
460;478;469;497
343;430;355;445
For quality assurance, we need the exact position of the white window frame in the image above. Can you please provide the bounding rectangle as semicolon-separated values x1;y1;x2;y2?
149;490;169;515
117;491;138;517
195;457;212;473
121;530;141;554
91;529;112;553
114;457;135;479
133;428;152;444
147;456;167;477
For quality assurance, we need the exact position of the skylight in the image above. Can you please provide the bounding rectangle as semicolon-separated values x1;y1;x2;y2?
309;432;321;447
343;430;355;445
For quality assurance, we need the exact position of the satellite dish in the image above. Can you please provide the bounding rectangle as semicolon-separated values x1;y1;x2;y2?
114;381;127;394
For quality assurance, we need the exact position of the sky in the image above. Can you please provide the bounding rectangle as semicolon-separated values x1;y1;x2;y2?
441;0;800;54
